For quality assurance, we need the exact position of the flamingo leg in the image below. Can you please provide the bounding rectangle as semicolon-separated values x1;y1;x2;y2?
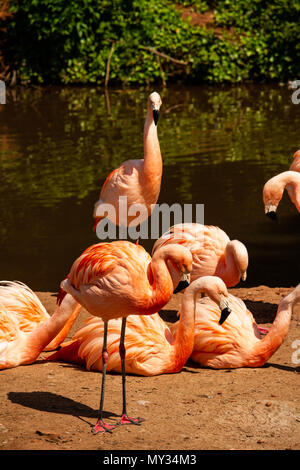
92;321;118;434
118;317;145;426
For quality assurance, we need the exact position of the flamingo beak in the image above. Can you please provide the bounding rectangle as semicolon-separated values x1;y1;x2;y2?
265;204;278;221
153;109;159;125
173;272;190;294
218;296;231;325
241;270;247;281
265;210;277;221
219;307;231;325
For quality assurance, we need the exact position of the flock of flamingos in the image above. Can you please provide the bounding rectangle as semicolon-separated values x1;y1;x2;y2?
1;92;300;435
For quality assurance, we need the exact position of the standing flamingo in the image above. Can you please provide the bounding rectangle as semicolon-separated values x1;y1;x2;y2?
263;170;300;219
152;223;248;287
0;281;81;369
93;92;162;231
289;149;300;173
48;276;231;375
57;240;193;433
170;283;300;369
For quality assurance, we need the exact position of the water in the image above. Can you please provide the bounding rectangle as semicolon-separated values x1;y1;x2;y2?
0;84;300;291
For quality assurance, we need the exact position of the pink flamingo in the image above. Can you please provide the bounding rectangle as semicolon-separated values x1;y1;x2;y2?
152;223;248;288
263;170;300;219
56;240;192;433
48;276;231;376
50;277;299;371
0;281;81;369
289;149;300;173
171;283;300;368
93;92;162;230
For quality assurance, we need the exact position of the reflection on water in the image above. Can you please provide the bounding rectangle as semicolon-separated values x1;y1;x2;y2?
0;85;300;291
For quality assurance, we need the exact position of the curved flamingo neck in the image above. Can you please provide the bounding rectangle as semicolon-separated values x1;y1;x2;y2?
142;105;162;183
218;243;240;286
249;296;294;366
284;174;300;211
171;286;196;372
268;172;300;207
146;255;174;314
27;294;81;357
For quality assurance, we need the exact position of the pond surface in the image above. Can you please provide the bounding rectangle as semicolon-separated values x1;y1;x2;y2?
0;84;300;291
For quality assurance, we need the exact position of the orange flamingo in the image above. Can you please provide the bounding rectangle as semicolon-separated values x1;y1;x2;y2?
0;281;81;369
152;223;248;288
48;276;231;376
263;170;300;219
289;149;300;173
170;283;300;368
57;240;192;433
93;92;162;231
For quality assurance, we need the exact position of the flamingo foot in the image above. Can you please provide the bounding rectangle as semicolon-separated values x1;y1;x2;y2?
118;414;145;426
92;419;118;434
257;326;270;335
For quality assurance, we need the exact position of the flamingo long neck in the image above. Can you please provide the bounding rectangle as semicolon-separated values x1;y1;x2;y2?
146;256;174;315
142;106;162;185
271;172;300;210
285;179;300;212
248;296;294;367
171;287;196;372
220;243;240;287
27;294;81;358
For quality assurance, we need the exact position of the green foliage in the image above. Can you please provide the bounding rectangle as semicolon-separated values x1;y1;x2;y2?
2;0;300;85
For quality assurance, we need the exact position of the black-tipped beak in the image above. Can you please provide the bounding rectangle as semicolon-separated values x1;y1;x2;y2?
173;279;189;294
266;211;277;221
153;109;159;125
219;307;231;325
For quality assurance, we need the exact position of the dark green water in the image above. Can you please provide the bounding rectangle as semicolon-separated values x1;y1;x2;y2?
0;84;300;291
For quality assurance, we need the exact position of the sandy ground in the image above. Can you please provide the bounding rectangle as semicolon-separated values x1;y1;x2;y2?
0;285;300;452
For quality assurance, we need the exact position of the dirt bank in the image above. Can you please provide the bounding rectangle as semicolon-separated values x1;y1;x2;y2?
0;285;300;451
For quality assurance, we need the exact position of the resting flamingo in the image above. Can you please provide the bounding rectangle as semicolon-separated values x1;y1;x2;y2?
48;276;231;375
152;223;248;288
93;92;162;231
289;149;300;173
170;283;300;368
0;281;81;369
56;240;192;434
263;170;300;219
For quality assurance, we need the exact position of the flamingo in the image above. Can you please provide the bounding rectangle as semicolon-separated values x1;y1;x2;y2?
263;170;300;219
289;149;300;173
57;240;193;433
48;276;231;376
93;92;162;231
170;283;300;369
152;223;248;288
0;281;81;369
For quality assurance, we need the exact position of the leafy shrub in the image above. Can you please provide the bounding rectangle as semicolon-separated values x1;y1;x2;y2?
1;0;300;85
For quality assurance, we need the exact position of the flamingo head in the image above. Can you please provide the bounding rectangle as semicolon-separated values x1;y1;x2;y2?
149;92;162;125
263;177;284;221
196;276;231;325
156;244;192;293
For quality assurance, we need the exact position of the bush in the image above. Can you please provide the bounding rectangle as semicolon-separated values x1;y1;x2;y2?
1;0;300;85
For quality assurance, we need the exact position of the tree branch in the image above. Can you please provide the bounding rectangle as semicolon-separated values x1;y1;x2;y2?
139;45;188;66
105;41;115;88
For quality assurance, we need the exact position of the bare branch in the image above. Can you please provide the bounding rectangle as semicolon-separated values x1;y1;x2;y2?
105;42;115;88
140;45;188;66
